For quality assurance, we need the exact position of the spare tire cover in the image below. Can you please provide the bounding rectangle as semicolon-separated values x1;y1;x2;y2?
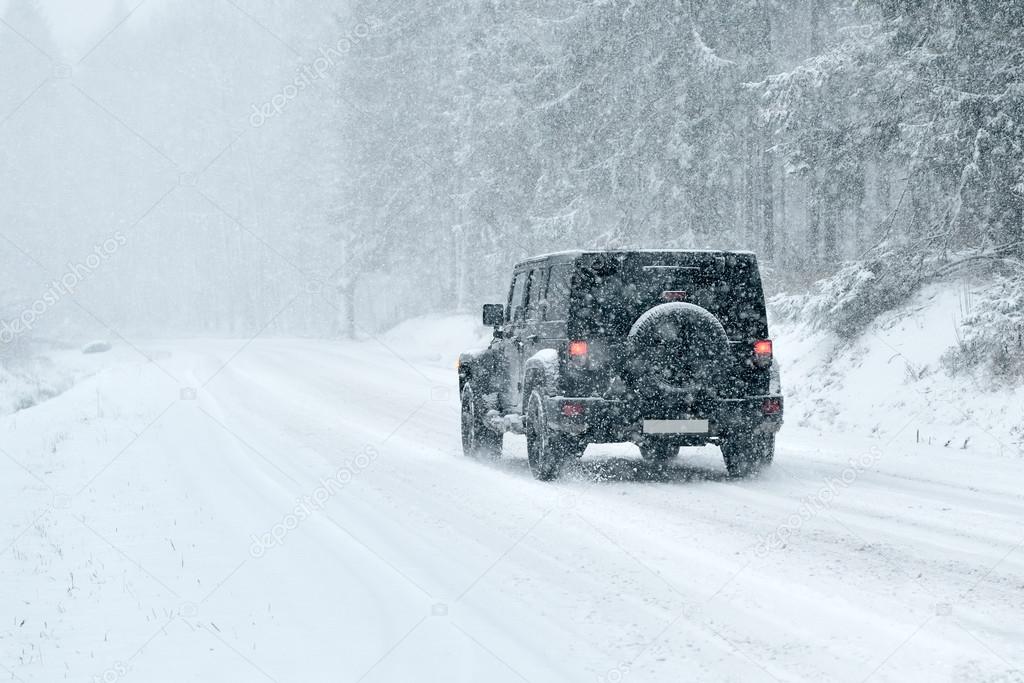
625;302;731;400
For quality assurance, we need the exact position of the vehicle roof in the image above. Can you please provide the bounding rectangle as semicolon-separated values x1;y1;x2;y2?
514;249;757;269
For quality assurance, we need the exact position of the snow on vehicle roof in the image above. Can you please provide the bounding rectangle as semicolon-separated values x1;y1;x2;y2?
516;248;756;266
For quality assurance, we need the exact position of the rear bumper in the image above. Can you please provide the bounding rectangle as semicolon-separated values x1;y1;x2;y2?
544;395;783;443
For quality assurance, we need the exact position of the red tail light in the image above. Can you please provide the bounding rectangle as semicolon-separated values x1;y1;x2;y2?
568;340;589;358
753;339;773;367
762;398;782;415
561;402;585;417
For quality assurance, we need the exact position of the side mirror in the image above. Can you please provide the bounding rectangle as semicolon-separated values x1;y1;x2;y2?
482;303;505;327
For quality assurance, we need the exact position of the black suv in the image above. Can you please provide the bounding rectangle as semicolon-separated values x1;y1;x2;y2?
458;250;783;480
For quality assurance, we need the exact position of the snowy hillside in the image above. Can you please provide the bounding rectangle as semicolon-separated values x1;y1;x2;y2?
773;282;1023;454
0;344;134;416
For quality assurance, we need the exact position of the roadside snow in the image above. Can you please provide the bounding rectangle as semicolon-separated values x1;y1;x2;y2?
381;314;492;366
772;282;1023;455
0;301;1021;682
0;343;136;415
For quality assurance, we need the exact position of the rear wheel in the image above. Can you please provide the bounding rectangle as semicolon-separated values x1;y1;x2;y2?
721;433;775;477
526;391;580;480
461;384;502;459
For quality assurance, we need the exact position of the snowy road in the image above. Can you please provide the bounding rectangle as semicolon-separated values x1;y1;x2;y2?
2;338;1022;682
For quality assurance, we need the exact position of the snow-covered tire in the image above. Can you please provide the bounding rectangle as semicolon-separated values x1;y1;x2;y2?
461;384;502;460
721;433;774;478
525;391;579;481
625;302;731;403
639;440;678;462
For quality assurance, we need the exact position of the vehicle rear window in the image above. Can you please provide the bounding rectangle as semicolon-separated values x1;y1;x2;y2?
525;269;546;321
507;272;527;321
568;254;768;341
544;264;572;321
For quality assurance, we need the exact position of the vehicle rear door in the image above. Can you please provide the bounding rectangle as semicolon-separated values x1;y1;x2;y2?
510;267;547;410
521;266;550;384
539;262;571;343
502;269;529;410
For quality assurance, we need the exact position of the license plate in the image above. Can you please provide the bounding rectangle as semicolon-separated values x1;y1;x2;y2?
643;419;710;434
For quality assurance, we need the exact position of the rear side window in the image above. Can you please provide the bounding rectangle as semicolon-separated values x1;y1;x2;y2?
545;264;572;321
525;269;546;321
508;272;527;321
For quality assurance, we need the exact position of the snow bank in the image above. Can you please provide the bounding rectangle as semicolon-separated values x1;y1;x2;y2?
772;282;1023;454
0;351;100;414
0;343;140;416
381;313;492;366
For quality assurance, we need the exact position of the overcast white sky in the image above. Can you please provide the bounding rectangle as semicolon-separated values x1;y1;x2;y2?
3;0;140;53
43;0;119;41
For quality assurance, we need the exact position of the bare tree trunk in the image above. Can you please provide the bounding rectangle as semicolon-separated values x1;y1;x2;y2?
808;173;821;266
777;165;787;268
761;137;775;261
853;167;868;256
823;185;838;265
758;0;775;262
874;160;891;243
454;225;467;313
338;283;357;339
809;0;823;52
745;137;758;248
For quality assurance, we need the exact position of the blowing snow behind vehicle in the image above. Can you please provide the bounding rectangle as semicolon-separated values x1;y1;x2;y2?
458;250;783;480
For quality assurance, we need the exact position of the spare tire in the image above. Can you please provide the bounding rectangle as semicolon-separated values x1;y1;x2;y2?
624;302;731;404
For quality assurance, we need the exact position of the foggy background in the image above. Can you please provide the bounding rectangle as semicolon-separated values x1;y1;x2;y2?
2;0;1021;343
